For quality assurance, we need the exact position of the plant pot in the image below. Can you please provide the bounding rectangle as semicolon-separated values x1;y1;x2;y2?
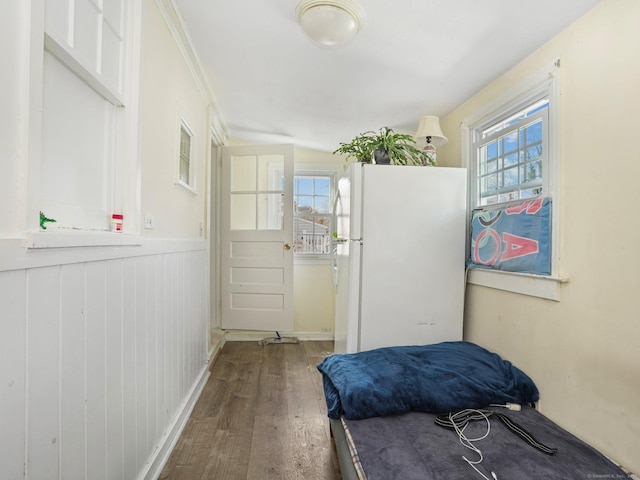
373;149;391;164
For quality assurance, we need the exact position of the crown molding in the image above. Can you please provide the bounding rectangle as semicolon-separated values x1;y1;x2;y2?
154;0;229;144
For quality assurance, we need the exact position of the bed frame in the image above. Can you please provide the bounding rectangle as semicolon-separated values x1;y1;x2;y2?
330;417;362;480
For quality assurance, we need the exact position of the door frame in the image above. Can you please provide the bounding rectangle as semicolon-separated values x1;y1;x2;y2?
219;144;294;331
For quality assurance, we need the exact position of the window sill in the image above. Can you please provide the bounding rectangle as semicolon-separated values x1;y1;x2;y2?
26;231;142;249
467;268;567;301
175;180;198;195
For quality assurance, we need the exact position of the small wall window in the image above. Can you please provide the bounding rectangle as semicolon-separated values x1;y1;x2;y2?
293;174;333;256
292;165;341;263
177;120;196;192
179;123;192;185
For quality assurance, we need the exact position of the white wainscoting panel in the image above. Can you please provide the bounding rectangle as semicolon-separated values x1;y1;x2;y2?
0;242;209;480
0;269;27;480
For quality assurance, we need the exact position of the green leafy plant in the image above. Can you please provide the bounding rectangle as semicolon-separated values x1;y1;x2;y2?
333;127;434;166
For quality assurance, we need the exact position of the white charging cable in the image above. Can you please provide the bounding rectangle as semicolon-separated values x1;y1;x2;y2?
448;409;498;480
489;402;522;411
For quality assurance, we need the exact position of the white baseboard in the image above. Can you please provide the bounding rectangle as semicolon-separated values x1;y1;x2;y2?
141;365;210;480
224;331;334;342
208;328;226;359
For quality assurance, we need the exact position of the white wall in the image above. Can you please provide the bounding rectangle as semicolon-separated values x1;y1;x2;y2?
139;0;211;240
439;0;640;473
0;1;219;479
0;3;29;237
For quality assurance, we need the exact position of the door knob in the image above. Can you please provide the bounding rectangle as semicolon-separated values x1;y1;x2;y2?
284;243;291;250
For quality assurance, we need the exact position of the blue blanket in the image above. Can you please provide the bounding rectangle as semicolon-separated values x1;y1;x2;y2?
317;341;539;420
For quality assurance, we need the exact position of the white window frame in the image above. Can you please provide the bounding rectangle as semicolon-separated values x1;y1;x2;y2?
175;118;197;194
26;0;142;248
461;59;566;300
293;164;341;265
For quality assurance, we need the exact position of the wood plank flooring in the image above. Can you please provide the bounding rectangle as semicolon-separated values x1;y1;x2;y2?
158;341;342;480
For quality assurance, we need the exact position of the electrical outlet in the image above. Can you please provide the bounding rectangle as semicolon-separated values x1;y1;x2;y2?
144;214;154;229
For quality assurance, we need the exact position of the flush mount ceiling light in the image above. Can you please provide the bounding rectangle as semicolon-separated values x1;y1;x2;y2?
295;0;365;49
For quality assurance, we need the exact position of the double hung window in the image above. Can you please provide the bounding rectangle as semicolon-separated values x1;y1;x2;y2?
462;60;562;299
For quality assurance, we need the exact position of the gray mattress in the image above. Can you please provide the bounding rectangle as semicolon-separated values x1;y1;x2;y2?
331;405;630;479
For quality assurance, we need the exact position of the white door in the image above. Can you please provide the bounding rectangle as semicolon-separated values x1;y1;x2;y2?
220;144;294;331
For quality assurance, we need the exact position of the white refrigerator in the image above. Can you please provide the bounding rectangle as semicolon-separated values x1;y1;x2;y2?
332;163;467;354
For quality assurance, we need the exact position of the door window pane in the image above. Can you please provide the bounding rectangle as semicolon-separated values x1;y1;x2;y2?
230;194;256;230
258;154;284;191
230;153;285;231
231;155;257;191
257;193;284;230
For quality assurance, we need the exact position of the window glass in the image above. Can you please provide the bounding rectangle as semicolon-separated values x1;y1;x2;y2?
293;175;333;256
475;100;548;207
179;125;191;185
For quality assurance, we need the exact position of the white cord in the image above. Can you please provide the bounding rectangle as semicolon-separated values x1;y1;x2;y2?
448;409;498;480
490;402;522;411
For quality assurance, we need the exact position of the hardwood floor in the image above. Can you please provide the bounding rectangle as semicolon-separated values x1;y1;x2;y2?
158;341;342;480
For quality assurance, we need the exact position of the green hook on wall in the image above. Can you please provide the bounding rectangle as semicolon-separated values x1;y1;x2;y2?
39;211;57;230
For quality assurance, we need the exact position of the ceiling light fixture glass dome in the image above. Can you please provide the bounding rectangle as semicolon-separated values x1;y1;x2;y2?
295;0;365;49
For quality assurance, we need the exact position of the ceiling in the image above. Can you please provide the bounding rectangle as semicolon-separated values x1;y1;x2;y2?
173;0;601;153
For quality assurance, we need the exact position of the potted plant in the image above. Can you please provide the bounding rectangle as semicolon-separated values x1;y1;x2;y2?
333;127;435;166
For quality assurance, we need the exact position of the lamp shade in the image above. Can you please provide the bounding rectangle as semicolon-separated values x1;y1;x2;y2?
296;0;365;49
415;116;448;147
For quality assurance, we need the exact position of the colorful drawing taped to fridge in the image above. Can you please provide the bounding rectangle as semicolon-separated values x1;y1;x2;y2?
468;197;551;275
